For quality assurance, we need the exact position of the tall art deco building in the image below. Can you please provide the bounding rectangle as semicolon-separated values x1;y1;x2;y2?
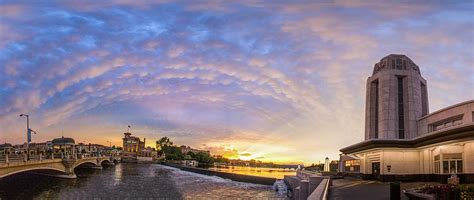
340;54;474;183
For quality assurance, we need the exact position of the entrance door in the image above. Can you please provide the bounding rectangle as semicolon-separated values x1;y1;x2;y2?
372;162;380;179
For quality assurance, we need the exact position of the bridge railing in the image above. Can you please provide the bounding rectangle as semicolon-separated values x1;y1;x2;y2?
0;154;26;163
0;152;114;164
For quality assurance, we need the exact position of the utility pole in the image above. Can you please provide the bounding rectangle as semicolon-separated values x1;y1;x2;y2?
19;114;30;160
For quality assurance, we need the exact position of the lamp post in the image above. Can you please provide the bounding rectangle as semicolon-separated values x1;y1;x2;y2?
19;114;29;160
107;141;112;147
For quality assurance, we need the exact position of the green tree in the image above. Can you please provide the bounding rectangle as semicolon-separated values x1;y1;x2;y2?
156;137;173;154
163;146;184;160
192;151;214;167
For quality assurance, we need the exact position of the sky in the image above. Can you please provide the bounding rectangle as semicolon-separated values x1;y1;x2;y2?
0;0;473;165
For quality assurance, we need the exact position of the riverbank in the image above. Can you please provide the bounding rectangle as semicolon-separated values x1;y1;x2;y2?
163;163;278;185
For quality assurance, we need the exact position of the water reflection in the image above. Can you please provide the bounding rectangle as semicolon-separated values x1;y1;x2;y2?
113;163;122;186
0;164;285;199
207;166;297;179
0;164;182;199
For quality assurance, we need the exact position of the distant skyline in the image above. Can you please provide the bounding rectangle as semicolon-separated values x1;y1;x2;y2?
1;1;473;164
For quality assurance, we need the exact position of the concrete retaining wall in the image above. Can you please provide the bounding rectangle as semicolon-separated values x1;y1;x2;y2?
285;170;331;200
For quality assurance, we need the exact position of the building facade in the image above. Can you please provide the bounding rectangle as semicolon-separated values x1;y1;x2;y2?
340;54;474;183
179;145;210;155
122;132;145;153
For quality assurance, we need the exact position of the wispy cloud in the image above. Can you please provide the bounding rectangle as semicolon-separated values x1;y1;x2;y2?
0;1;472;164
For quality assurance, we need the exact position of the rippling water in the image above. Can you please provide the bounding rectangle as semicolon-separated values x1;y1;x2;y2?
0;163;286;199
207;166;297;179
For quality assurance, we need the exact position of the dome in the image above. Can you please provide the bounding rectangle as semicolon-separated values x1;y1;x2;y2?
372;54;420;75
52;136;75;145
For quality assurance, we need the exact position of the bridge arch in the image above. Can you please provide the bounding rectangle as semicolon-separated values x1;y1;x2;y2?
0;166;67;179
99;159;111;166
73;160;100;169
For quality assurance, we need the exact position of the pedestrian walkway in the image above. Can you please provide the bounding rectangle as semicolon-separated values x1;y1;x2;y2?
328;177;389;200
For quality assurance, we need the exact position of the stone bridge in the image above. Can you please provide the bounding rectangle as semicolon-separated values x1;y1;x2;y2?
0;155;120;179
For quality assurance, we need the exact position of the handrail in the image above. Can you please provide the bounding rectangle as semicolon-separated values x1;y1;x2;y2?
322;177;330;200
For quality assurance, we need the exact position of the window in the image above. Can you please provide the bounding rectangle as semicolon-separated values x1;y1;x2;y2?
443;161;449;174
370;80;379;139
436;153;463;174
421;82;428;116
434;155;440;174
457;160;463;173
345;160;360;172
429;115;464;132
397;77;405;139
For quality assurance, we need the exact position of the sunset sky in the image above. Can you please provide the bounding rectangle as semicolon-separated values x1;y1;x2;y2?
1;1;473;164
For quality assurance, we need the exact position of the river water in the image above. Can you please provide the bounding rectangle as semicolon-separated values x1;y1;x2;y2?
0;163;287;199
207;166;297;179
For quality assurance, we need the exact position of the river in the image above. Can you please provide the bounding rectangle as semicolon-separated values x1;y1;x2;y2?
207;166;297;179
0;163;287;199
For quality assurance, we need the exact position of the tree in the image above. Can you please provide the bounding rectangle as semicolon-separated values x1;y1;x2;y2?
156;137;173;153
249;159;257;167
163;146;184;160
192;151;214;167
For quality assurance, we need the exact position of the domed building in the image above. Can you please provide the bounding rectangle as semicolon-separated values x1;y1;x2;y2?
52;137;75;146
52;136;76;158
339;54;474;183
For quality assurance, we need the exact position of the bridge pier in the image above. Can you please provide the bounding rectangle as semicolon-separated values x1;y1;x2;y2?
62;159;78;178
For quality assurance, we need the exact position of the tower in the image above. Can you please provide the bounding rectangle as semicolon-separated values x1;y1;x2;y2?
324;157;330;172
365;54;429;140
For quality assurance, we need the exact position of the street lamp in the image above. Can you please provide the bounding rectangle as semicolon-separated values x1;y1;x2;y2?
107;141;112;147
19;114;29;160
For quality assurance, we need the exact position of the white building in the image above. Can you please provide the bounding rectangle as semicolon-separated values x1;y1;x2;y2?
339;54;473;183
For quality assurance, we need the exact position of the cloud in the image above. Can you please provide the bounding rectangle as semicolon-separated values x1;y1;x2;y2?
239;153;252;157
0;1;472;164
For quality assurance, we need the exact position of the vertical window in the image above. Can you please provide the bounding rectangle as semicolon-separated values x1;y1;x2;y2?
457;160;463;173
421;82;428;116
443;161;449;174
375;81;378;139
398;77;405;139
434;155;440;174
370;80;379;139
372;80;379;139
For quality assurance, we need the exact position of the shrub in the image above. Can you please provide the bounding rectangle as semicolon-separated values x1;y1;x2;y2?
419;184;474;200
456;185;474;200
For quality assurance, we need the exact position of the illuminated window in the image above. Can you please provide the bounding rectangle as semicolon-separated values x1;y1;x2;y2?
344;160;360;172
436;153;463;174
